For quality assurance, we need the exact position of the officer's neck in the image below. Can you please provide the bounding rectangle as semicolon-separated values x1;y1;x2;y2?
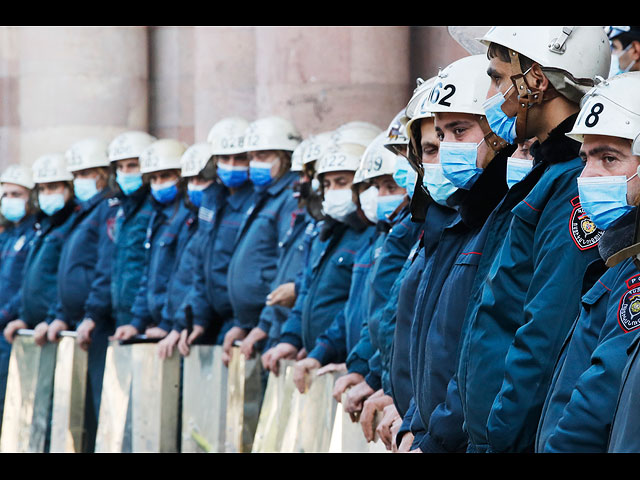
528;96;579;144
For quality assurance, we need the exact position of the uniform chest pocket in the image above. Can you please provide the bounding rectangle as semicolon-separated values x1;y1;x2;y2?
512;197;542;227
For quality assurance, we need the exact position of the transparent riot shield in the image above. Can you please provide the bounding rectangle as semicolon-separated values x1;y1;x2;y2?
181;344;227;453
94;340;132;453
130;342;181;453
252;359;295;453
225;345;263;453
0;329;57;453
280;369;341;453
49;331;88;453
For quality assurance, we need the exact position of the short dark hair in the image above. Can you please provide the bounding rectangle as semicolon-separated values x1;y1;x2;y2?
487;42;534;73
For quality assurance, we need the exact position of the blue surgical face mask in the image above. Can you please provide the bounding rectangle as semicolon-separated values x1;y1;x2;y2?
150;179;179;204
249;160;274;189
187;183;210;208
482;85;518;145
610;44;636;77
116;171;143;196
376;193;405;222
392;156;418;197
422;163;459;206
1;197;27;223
38;192;66;216
577;174;637;230
506;157;534;189
73;177;100;202
440;141;485;190
217;162;249;188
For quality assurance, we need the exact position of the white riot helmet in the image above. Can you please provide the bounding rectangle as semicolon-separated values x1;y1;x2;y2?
361;132;399;182
384;110;410;156
316;143;365;177
479;26;611;102
207;117;250;155
32;154;74;184
140;139;188;175
331;121;382;150
405;77;436;121
423;54;508;160
1;165;34;190
566;72;640;155
302;131;334;168
243;116;302;152
291;138;311;173
66;138;110;173
108;131;157;163
181;142;214;178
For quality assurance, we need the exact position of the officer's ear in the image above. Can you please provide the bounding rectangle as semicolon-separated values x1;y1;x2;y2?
527;63;550;92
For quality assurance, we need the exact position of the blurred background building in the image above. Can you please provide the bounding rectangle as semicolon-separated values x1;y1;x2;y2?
0;26;488;170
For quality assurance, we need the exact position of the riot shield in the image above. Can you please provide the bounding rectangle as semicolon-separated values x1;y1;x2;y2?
49;332;88;453
225;345;263;453
0;329;57;453
181;344;227;453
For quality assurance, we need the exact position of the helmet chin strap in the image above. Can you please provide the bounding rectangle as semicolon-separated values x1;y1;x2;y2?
476;114;509;166
499;50;561;143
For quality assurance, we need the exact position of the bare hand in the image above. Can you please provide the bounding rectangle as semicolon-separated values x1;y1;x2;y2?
144;326;168;339
397;432;414;453
332;372;364;403
344;379;375;416
3;319;27;344
292;357;321;393
377;402;401;451
33;321;50;346
177;325;204;357
317;363;347;376
360;391;393;442
110;324;139;342
47;319;68;344
157;330;181;360
239;327;268;360
265;282;297;308
76;318;96;351
222;326;247;366
265;342;298;376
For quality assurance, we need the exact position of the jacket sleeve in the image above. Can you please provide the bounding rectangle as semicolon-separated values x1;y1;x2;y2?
307;307;348;366
345;315;375;377
83;202;118;326
129;252;153;333
486;172;604;453
277;275;308;350
544;329;636;452
419;374;469;453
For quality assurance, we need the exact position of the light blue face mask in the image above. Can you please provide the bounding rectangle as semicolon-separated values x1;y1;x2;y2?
506;157;534;189
440;141;485;190
482;84;518;145
577;174;637;230
217;163;249;188
609;44;636;77
422;163;459;206
187;183;210;208
0;197;27;223
73;177;100;202
39;192;66;216
116;171;143;196
150;179;179;204
392;156;418;197
376;193;405;222
249;160;274;189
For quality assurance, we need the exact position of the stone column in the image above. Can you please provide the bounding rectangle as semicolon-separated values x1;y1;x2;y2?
148;26;194;143
9;26;149;169
192;27;257;142
251;26;412;136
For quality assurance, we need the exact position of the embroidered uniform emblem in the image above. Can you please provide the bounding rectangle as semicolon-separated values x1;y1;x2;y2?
569;196;603;251
618;274;640;333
